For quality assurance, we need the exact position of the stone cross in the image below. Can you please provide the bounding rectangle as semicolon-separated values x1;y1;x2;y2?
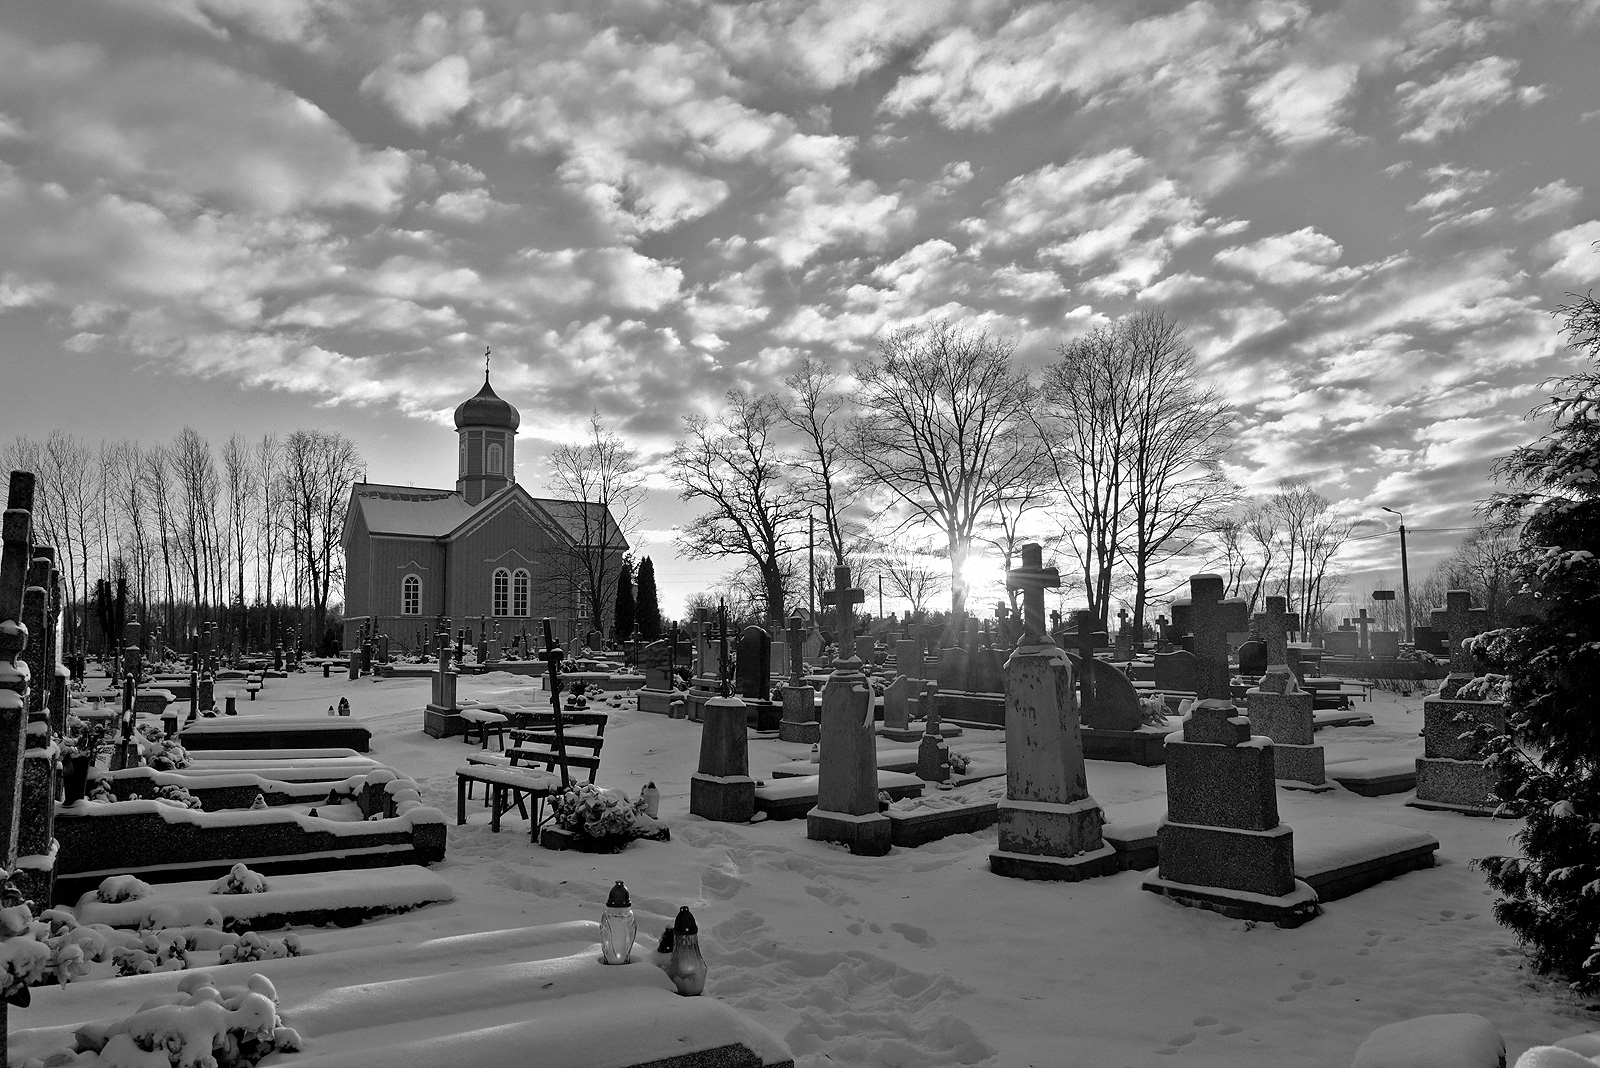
668;622;681;677
821;565;865;668
1187;575;1237;702
1257;596;1298;669
1117;608;1129;636
786;612;805;686
1431;590;1488;677
1356;608;1372;657
1003;542;1059;645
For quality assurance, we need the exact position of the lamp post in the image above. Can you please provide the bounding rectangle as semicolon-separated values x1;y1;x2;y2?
1381;507;1413;644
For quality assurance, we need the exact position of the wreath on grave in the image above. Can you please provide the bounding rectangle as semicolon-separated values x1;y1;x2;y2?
548;783;669;852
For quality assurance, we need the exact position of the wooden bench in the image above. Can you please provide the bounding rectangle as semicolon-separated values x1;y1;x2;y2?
458;707;509;750
505;712;607;787
455;764;561;842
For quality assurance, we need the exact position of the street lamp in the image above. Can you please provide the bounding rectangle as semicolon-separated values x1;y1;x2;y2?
1381;507;1414;644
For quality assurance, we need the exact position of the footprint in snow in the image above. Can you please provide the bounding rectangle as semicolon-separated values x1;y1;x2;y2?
889;922;934;946
1192;1015;1218;1027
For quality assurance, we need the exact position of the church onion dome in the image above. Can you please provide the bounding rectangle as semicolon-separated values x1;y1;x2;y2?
453;373;520;431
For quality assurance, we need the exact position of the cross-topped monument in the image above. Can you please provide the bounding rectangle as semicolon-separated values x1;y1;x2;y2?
1186;574;1247;702
539;617;571;789
1432;589;1488;696
1252;595;1300;695
1355;608;1373;658
821;565;865;669
785;612;805;687
1003;542;1058;646
1071;610;1098;713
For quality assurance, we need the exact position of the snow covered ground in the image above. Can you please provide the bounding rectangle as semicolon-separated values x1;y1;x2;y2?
29;669;1600;1067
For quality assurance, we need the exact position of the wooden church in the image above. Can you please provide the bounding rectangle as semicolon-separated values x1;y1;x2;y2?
340;371;625;651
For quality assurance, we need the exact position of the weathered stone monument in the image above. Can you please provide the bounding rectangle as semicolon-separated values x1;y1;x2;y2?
779;612;818;743
690;605;756;823
423;625;462;737
636;637;676;715
807;567;890;856
1244;596;1327;790
1143;702;1319;926
735;625;781;731
989;544;1117;882
915;684;948;783
1411;590;1501;815
1186;576;1248;703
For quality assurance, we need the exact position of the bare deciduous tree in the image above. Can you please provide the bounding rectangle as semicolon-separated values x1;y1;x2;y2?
546;411;644;636
282;429;363;643
671;390;806;625
852;322;1041;619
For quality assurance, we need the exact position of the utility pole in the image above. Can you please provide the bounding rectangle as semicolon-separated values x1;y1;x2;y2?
808;514;815;623
1381;507;1413;644
878;575;883;619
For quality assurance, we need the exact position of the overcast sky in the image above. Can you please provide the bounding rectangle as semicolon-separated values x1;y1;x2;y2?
0;0;1596;619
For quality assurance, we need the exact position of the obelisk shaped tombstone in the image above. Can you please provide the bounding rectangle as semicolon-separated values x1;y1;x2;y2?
807;566;890;856
990;543;1117;881
691;603;755;822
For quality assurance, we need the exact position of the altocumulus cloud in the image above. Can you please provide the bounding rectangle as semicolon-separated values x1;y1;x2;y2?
0;0;1595;587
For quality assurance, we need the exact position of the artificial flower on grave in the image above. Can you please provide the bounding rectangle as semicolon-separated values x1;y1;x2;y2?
549;783;669;844
59;713;114;762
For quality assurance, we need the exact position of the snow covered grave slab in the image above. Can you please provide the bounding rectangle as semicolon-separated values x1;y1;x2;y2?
53;796;446;903
1313;707;1376;729
73;866;456;930
179;714;373;753
106;766;382;809
753;770;924;821
1291;816;1439;902
1327;755;1420;796
769;745;920;778
10;921;793;1068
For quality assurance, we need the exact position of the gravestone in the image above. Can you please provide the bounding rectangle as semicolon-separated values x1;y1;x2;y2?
936;643;969;694
690;607;755;823
0;472;37;1053
1369;630;1401;660
807;566;890;856
1413;626;1444;656
895;636;921;681
423;629;461;738
966;636;1004;695
1185;575;1248;701
636;639;676;715
1245;596;1325;789
1143;702;1318;926
1411;590;1501;815
1152;649;1198;694
1432;589;1488;699
1322;630;1359;658
916;685;949;782
779;613;818;744
1114;608;1131;661
801;627;824;664
990;543;1117;882
881;675;912;738
735;626;771;700
1237;640;1267;678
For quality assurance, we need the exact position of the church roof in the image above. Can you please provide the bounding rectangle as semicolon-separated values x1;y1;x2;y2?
347;483;625;548
351;484;478;537
454;373;520;431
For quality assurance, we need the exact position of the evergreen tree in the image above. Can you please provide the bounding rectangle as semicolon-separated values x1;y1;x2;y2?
613;557;636;641
635;556;661;640
1474;283;1600;992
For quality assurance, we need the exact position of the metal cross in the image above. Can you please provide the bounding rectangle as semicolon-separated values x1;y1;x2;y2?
717;601;731;698
1003;542;1059;646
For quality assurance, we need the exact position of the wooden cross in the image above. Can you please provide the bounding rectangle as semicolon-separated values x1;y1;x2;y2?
1004;542;1059;645
821;565;865;667
1431;590;1488;676
539;617;570;788
1186;574;1241;702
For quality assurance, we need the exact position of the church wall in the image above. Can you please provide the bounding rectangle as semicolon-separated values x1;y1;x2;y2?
342;504;372;621
446;503;576;631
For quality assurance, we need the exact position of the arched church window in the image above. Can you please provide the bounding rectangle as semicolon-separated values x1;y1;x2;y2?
402;575;420;616
492;568;510;616
512;569;530;616
487;443;503;475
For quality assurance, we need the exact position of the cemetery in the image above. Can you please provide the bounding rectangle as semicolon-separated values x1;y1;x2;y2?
7;0;1600;1060
2;433;1594;1068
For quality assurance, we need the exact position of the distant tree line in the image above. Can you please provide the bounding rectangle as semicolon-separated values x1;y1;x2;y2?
664;310;1355;637
1;427;362;657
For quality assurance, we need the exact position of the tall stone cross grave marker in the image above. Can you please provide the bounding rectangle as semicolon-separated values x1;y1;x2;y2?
691;601;755;822
1254;596;1300;696
990;543;1117;882
779;611;818;743
1187;575;1247;703
807;566;889;855
1432;589;1488;699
